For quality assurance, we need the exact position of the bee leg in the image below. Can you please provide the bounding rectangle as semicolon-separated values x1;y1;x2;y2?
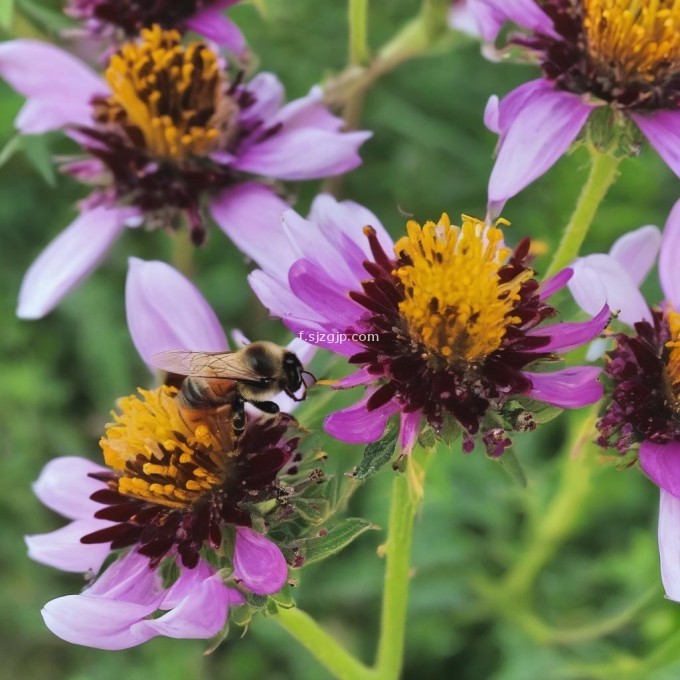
233;396;246;434
249;399;280;415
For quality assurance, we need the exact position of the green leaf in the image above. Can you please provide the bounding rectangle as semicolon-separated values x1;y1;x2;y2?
21;135;56;186
295;518;377;566
0;135;21;170
492;448;527;488
353;418;399;481
0;0;14;30
16;0;73;33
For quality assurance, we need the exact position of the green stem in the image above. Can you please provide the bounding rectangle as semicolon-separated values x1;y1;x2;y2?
171;225;194;278
348;0;370;66
274;608;375;680
374;467;420;679
544;150;621;279
502;410;597;597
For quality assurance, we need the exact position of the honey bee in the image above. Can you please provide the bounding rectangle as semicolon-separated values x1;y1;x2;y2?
151;341;314;433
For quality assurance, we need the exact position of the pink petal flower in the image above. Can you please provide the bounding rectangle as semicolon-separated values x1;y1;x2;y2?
610;224;662;288
526;304;609;353
233;527;288;595
658;489;680;602
474;0;558;40
209;182;296;279
488;80;592;204
26;519;113;573
569;253;652;327
126;258;228;366
233;125;372;181
185;5;245;54
0;40;107;132
524;366;602;408
324;394;399;444
17;206;131;319
539;268;573;299
32;456;108;520
659;199;680;310
238;73;285;125
640;440;680;498
632;110;680;181
399;411;422;455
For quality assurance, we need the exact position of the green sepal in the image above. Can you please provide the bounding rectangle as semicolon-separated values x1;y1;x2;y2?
352;418;399;481
291;517;378;567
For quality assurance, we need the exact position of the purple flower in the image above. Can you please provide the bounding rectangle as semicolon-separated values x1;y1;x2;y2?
567;200;680;601
66;0;247;55
475;0;680;207
27;258;318;649
219;191;608;456
0;27;370;319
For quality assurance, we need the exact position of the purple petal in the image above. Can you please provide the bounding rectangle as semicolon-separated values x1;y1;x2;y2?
336;367;375;388
42;596;159;650
285;321;364;357
568;254;652;326
133;561;230;640
399;411;422;455
26;520;113;573
0;40;107;132
324;393;399;444
524;366;602;408
477;0;558;39
249;270;325;325
484;95;500;134
239;73;284;125
33;456;108;520
610;224;661;288
288;259;365;327
307;194;394;265
126;258;228;366
640;440;680;497
233;527;288;595
526;304;609;353
209;182;296;279
488;81;592;203
233;129;372;181
632;110;680;180
185;8;245;54
17;206;130;319
539;268;573;299
658;489;680;602
659;199;680;309
281;210;361;289
267;86;344;132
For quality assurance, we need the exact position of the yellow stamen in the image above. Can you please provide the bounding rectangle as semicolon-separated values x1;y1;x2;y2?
665;309;680;400
99;25;237;160
394;214;533;363
583;0;680;82
100;386;234;508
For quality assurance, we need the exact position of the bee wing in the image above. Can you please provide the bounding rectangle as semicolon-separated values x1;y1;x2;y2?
150;350;265;381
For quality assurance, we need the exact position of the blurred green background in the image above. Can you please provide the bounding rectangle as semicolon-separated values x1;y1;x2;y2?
1;1;680;678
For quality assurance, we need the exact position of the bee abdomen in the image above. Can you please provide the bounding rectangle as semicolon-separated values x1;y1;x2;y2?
180;377;212;409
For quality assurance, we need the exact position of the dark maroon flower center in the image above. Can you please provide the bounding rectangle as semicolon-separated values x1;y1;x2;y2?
82;414;299;569
514;1;680;110
343;223;557;455
598;309;680;452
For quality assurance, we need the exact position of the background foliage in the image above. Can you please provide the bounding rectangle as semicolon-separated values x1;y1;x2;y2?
1;1;679;678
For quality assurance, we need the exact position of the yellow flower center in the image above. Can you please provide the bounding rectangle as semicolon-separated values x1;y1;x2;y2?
100;386;236;508
393;214;533;363
665;309;680;404
583;0;680;82
98;25;238;160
